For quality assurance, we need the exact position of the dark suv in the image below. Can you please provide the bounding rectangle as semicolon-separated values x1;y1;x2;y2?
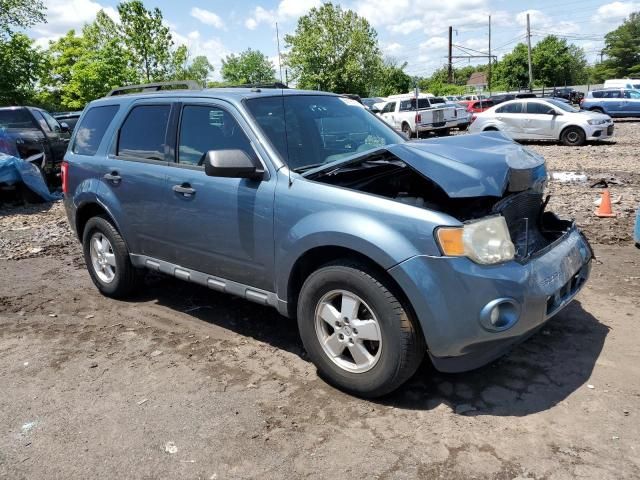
63;82;592;397
0;106;71;183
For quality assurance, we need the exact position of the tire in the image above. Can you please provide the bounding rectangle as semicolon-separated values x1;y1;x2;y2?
401;122;413;139
560;126;586;146
297;261;425;398
82;215;139;298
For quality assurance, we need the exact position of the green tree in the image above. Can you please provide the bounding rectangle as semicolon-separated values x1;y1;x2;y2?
38;30;85;108
221;49;275;84
597;12;640;78
0;33;43;104
371;57;412;96
285;3;381;95
532;36;588;86
492;43;530;90
0;0;46;38
118;0;174;82
185;55;214;86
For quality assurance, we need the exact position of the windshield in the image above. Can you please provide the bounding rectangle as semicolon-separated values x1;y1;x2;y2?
547;99;579;112
244;95;404;171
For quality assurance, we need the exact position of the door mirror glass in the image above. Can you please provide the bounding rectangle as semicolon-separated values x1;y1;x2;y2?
204;149;263;179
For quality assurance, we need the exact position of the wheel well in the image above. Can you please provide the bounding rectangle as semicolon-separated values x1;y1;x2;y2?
483;126;498;131
560;124;585;138
286;246;418;326
75;202;109;240
401;121;411;130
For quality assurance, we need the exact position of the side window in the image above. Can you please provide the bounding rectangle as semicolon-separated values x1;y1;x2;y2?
117;104;171;161
73;105;119;156
178;105;255;166
399;100;412;112
496;102;523;114
527;102;551;114
624;90;640;99
40;110;61;132
591;91;603;98
32;111;51;132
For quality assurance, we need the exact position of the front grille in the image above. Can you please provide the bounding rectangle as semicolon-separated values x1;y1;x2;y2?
546;268;587;315
493;191;548;259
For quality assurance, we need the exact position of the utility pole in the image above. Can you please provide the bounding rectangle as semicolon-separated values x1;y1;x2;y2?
488;15;491;94
276;22;284;84
448;26;453;83
526;13;533;92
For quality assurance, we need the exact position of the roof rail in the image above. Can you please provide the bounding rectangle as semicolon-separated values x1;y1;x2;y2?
220;82;289;90
106;80;202;97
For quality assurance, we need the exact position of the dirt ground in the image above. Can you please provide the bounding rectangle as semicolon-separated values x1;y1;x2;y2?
0;122;639;479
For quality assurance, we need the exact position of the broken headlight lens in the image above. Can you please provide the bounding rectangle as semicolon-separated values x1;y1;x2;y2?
436;216;516;265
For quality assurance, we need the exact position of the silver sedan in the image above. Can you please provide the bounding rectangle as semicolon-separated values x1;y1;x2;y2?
468;98;614;146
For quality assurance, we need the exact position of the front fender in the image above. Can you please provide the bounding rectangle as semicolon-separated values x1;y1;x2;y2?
274;209;431;300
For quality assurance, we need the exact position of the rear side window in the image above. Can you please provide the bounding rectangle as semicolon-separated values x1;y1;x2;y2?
73;105;119;156
527;102;551;114
118;105;170;161
0;109;38;129
496;102;523;114
591;91;604;98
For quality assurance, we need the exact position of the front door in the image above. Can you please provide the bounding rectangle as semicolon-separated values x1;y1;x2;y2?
163;101;276;291
494;101;527;138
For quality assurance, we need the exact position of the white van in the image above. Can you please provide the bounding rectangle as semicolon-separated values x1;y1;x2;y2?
604;79;640;90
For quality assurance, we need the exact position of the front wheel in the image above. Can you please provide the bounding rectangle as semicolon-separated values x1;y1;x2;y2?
560;126;586;146
297;262;425;398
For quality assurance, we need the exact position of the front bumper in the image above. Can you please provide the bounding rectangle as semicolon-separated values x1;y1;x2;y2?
586;122;614;140
388;227;592;372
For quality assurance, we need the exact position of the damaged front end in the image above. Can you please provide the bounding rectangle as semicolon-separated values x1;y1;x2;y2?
305;132;577;263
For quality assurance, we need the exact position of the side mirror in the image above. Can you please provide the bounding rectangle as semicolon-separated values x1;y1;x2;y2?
546;109;557;116
204;149;263;179
59;122;70;133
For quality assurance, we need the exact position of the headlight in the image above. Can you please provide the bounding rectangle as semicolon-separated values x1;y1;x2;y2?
436;216;516;265
588;119;606;125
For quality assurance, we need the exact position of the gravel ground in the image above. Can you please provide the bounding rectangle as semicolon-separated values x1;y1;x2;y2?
0;122;639;479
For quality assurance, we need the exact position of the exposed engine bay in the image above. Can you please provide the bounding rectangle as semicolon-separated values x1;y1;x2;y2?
308;156;573;261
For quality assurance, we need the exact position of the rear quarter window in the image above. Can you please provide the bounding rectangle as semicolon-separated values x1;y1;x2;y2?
591;91;604;98
73;105;120;156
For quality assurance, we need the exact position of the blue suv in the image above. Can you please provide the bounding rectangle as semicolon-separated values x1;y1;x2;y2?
581;88;640;117
63;82;592;397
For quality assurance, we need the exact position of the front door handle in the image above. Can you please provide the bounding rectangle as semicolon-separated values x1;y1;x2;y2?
103;171;121;184
173;183;196;197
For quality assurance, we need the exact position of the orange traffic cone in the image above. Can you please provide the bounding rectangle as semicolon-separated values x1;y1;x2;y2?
595;189;617;217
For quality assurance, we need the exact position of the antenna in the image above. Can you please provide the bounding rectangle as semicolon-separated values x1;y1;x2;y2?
276;22;284;84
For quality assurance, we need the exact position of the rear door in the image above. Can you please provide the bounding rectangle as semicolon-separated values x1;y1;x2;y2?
162;99;276;290
494;101;527;138
622;90;640;116
98;101;176;259
602;90;623;115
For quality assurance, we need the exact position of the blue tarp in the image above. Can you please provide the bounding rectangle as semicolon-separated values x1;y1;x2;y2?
0;153;61;202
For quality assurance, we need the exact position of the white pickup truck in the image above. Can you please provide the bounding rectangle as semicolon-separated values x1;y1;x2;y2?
377;94;459;137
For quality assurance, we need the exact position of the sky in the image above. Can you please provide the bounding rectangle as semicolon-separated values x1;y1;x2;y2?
26;0;639;80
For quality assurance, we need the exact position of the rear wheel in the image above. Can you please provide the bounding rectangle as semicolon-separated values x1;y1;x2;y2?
82;215;139;298
560;126;586;146
297;261;425;398
401;122;413;138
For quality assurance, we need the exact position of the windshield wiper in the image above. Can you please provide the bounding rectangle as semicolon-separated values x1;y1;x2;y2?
293;163;327;173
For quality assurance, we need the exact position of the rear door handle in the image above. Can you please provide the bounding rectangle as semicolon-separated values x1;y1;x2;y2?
172;184;196;197
103;171;121;184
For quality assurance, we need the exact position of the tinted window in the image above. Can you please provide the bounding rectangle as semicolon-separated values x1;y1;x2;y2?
40;110;61;131
591;91;604;98
178;105;254;166
527;102;552;114
118;105;170;160
32;111;51;131
605;90;622;98
73;105;119;156
624;90;640;99
496;102;523;114
382;102;396;113
0;109;38;129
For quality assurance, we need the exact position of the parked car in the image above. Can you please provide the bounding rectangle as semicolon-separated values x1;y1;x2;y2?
444;95;460;102
551;87;583;104
377;95;457;137
580;88;640;118
362;97;385;111
0;106;71;183
460;99;494;113
468;98;614;146
604;78;640;90
53;111;83;132
63;83;593;397
490;93;537;105
460;94;489;101
436;96;471;130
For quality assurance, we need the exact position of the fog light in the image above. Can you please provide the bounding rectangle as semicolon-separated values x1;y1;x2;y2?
480;298;521;332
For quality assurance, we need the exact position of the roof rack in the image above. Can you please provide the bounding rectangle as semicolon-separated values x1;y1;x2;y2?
106;80;202;97
220;82;289;90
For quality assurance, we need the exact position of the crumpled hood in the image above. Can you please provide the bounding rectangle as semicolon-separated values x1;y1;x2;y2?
305;131;547;198
387;131;547;197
